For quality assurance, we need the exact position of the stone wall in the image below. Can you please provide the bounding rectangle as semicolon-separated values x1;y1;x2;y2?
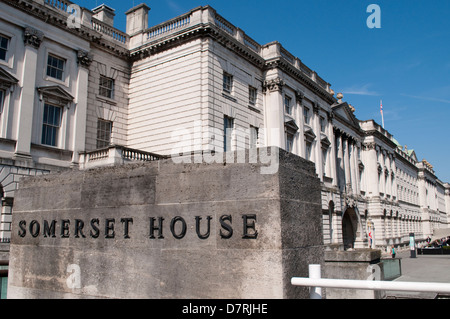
8;148;323;299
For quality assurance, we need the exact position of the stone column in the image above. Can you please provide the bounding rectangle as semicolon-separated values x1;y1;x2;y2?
295;91;305;158
385;153;392;197
365;143;380;197
343;136;352;194
329;120;338;187
336;131;345;191
392;156;399;200
312;102;323;180
263;78;285;150
354;144;361;195
445;184;450;225
71;50;92;166
349;141;358;195
15;27;44;160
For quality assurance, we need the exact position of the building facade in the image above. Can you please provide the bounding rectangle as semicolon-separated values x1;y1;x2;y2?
0;0;449;274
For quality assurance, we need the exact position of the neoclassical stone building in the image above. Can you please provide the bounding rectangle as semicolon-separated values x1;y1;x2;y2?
0;0;449;260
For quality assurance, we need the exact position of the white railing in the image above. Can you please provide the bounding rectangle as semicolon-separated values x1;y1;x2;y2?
79;145;168;170
44;0;73;12
214;13;236;36
292;264;450;299
86;148;109;162
146;13;191;41
92;18;129;44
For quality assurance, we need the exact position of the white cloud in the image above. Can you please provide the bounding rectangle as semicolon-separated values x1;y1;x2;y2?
342;83;380;96
401;94;450;104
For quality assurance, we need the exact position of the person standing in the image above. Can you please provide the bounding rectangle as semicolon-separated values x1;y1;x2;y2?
390;245;396;259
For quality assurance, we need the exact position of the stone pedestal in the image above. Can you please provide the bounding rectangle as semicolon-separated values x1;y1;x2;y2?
323;249;385;299
8;148;324;299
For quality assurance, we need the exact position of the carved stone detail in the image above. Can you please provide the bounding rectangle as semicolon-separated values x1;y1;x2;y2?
23;27;44;49
295;90;304;103
263;78;285;93
77;50;93;68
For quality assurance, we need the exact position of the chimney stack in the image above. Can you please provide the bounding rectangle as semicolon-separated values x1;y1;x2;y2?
92;4;116;27
125;3;151;35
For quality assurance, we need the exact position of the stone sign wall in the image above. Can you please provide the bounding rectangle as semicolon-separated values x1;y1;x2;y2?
8;148;323;299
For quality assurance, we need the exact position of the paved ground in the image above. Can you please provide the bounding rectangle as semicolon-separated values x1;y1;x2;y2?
384;249;450;299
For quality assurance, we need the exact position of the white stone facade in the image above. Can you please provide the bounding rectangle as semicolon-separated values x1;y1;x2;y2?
0;0;448;252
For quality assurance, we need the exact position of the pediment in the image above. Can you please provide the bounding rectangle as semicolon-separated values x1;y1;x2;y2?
408;150;418;162
332;102;359;128
0;67;19;87
37;85;74;106
304;127;316;143
321;135;331;148
284;116;299;134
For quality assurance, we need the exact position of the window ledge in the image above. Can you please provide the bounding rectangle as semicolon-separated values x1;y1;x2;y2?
31;143;73;159
222;92;237;103
96;94;117;105
248;105;261;113
44;76;68;88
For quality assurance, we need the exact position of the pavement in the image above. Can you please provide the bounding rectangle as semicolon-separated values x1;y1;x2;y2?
383;249;450;299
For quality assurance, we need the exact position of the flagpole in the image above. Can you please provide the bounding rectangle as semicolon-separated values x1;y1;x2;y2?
380;100;385;129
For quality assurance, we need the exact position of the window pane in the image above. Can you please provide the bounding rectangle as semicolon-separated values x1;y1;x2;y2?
284;96;291;115
0;36;7;61
47;55;65;80
224;116;234;152
42;104;61;147
99;76;114;99
96;119;112;149
0;90;4;112
0;36;7;49
249;86;257;105
223;73;232;92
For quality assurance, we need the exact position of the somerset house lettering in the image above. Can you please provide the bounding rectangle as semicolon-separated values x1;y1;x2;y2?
16;215;259;241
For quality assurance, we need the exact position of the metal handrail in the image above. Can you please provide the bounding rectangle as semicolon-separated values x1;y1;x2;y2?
292;264;450;299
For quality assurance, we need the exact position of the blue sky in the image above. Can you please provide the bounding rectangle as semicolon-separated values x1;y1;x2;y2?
81;0;450;182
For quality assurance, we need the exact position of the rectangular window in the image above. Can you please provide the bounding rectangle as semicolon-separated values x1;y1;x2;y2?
304;107;310;124
46;55;65;81
96;119;112;149
224;115;234;152
305;141;312;160
322;148;328;174
250;125;259;149
0;90;4;113
284;95;292;115
286;133;294;152
41;103;62;147
249;86;257;105
223;72;233;93
320;116;326;132
0;35;9;61
99;76;115;99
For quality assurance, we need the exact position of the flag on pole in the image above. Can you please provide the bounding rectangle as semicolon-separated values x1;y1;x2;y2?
380;100;385;128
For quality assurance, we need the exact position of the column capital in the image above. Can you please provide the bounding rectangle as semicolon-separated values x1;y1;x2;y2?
263;78;284;93
77;50;93;68
312;101;320;114
295;90;304;103
23;27;44;49
363;142;377;151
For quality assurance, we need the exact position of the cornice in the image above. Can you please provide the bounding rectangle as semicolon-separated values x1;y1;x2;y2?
129;24;209;61
130;24;266;69
362;128;398;150
4;0;130;59
5;0;99;41
264;57;336;105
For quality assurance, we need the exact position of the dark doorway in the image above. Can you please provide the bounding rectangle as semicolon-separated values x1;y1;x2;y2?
342;209;357;250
